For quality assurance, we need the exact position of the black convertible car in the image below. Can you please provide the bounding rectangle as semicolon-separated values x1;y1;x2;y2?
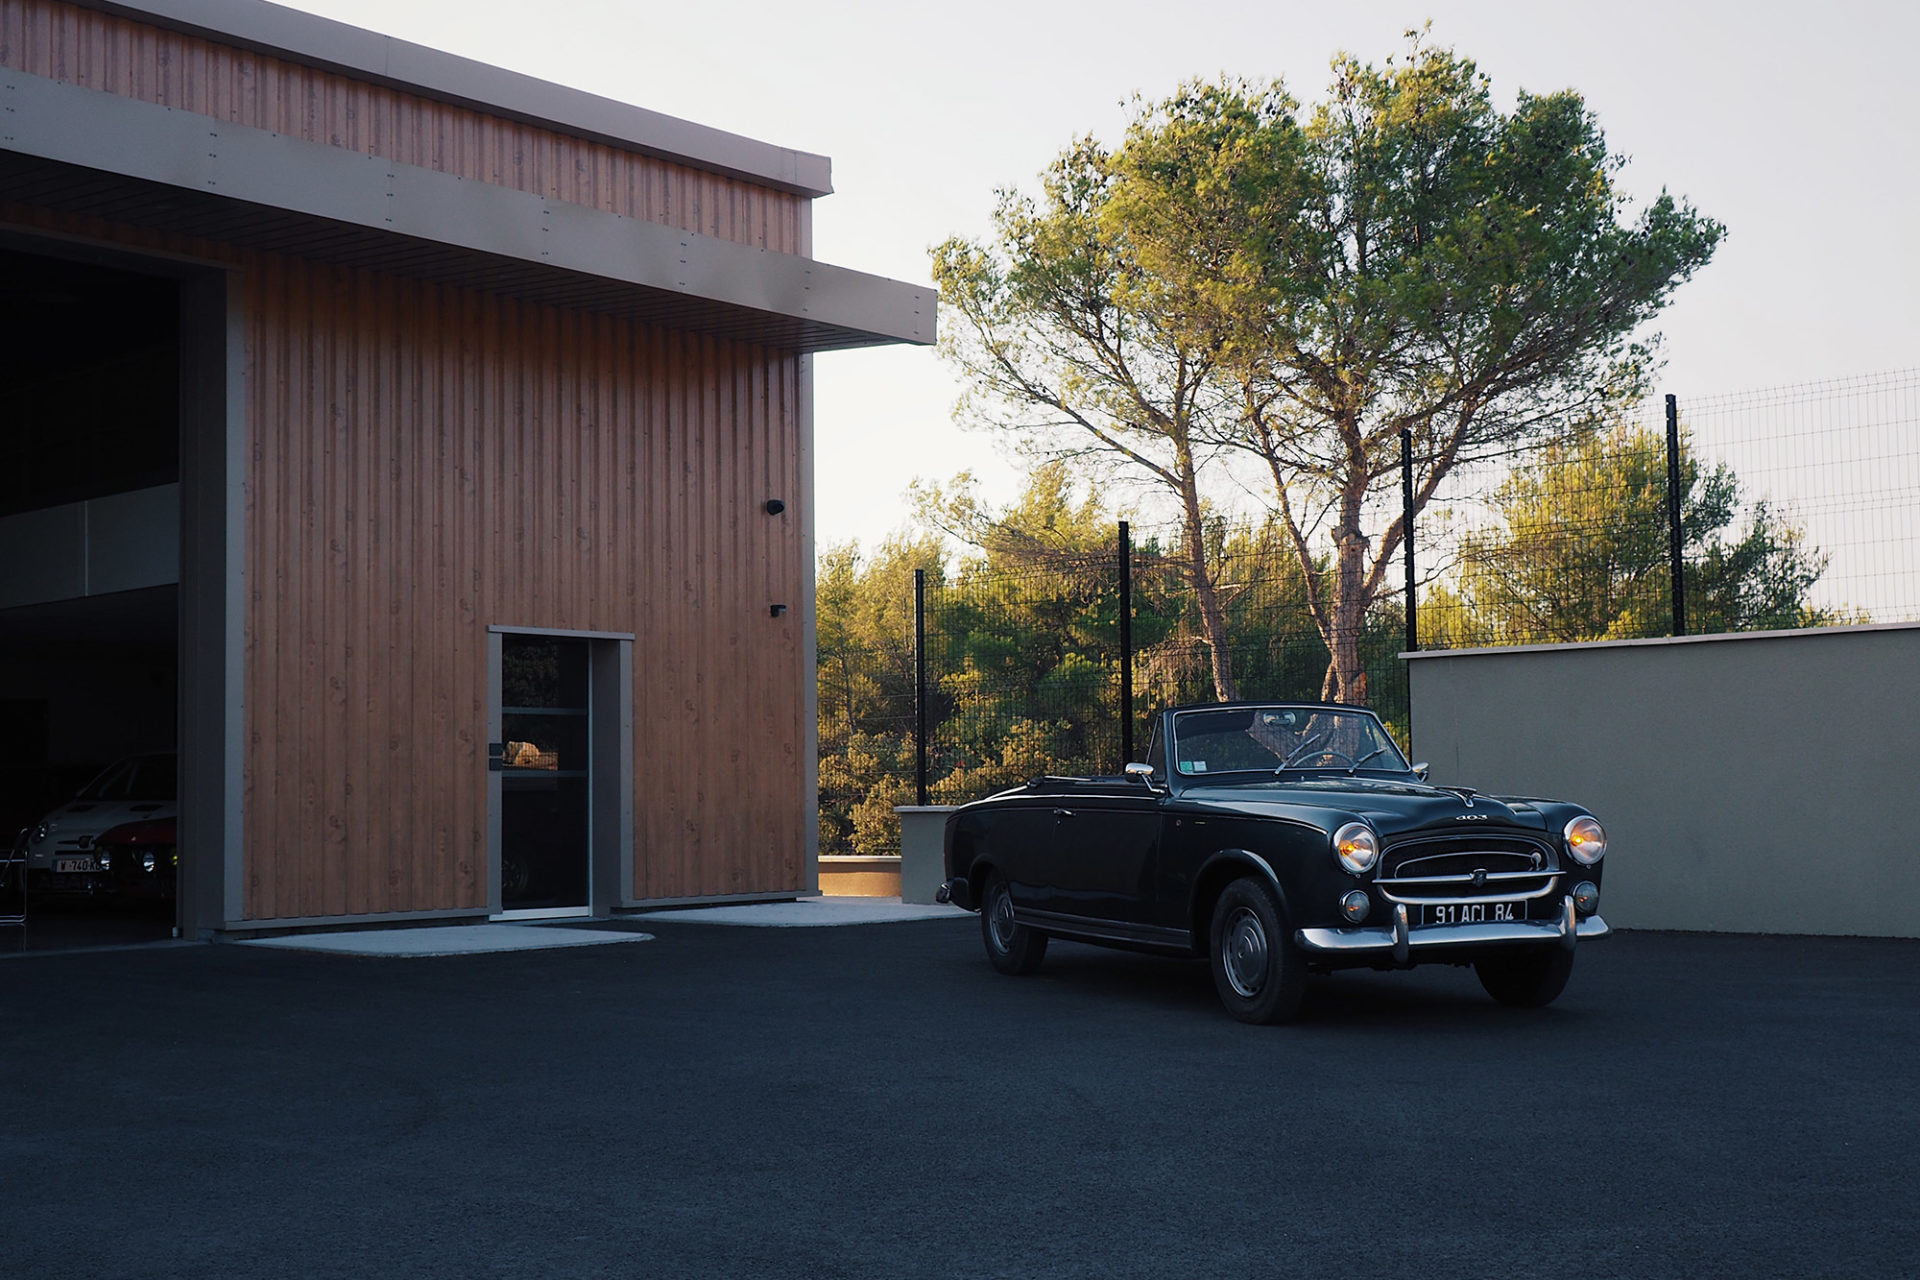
937;702;1610;1023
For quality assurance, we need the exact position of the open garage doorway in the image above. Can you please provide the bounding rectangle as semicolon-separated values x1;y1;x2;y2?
0;244;187;951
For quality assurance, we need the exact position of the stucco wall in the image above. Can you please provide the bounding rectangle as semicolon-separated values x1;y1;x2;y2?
1408;624;1920;937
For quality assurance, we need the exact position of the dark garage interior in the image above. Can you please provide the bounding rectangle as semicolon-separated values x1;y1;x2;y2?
0;244;182;951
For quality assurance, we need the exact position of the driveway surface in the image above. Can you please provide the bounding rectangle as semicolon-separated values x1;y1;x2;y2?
3;919;1915;1279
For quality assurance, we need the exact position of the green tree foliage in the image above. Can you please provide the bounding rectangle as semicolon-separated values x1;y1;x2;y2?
1425;424;1831;645
816;466;1423;852
815;533;945;855
815;468;1138;853
933;33;1724;705
914;466;1134;803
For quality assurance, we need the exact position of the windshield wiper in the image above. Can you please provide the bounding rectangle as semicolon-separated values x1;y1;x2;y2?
1274;733;1331;774
1347;747;1389;773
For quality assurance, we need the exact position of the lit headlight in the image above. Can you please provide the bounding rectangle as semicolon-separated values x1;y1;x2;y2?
1564;815;1607;865
1333;822;1379;875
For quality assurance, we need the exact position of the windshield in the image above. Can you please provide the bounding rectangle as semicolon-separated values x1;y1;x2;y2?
76;754;177;803
1171;706;1407;778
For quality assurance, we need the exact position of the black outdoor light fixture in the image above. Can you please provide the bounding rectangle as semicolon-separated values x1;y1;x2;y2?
769;604;788;617
764;498;786;515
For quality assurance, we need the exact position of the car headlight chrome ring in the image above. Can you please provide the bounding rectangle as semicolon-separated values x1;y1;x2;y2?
1564;815;1607;865
1333;821;1379;875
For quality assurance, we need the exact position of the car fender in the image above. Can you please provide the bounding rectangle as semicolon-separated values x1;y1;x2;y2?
1190;848;1290;944
964;855;1003;909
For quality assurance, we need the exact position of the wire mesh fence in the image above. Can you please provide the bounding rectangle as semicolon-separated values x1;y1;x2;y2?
818;523;1406;855
1685;371;1920;626
1418;371;1920;647
818;371;1920;855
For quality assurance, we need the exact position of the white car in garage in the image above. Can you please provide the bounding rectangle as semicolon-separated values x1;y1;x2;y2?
19;753;177;897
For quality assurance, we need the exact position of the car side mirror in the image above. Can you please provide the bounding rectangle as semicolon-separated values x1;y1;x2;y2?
1124;762;1162;791
1413;762;1431;781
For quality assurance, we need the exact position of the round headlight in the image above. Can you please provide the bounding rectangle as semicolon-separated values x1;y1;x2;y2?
32;822;51;842
1564;815;1607;865
1333;821;1379;875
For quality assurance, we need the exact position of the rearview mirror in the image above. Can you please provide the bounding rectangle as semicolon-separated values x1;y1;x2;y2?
1124;762;1160;789
1413;762;1431;781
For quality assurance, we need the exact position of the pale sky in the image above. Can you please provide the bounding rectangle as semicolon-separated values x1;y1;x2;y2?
289;0;1920;554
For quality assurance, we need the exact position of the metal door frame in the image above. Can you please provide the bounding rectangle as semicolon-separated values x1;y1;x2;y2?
486;625;633;920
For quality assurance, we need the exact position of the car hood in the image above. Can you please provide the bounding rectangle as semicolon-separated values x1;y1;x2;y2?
97;816;178;846
1179;777;1552;838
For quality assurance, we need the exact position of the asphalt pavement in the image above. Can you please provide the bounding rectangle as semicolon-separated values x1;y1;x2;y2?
3;917;1915;1279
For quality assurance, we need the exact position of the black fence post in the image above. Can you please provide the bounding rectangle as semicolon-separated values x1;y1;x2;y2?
1401;428;1417;653
1118;520;1133;769
1665;394;1687;637
914;568;928;807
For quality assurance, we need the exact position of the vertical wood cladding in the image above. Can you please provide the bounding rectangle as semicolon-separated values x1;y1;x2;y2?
0;0;811;253
240;258;806;921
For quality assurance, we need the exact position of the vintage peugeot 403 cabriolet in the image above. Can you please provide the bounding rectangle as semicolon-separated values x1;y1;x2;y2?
937;702;1610;1023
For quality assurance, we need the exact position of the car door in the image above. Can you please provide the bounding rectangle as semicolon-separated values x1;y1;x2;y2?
1048;785;1163;927
986;796;1062;912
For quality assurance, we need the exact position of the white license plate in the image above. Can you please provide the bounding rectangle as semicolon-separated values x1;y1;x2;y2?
55;856;98;873
1422;900;1524;926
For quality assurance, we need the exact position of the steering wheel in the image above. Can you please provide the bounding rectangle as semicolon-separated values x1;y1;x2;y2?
1279;734;1354;770
1289;749;1355;769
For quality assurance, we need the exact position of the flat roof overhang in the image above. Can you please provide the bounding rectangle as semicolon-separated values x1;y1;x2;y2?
0;69;932;353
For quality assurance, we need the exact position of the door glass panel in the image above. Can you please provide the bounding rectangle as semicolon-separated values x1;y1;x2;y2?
500;635;590;911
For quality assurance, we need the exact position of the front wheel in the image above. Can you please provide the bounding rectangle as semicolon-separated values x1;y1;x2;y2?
980;874;1047;975
1475;945;1575;1007
1208;878;1306;1024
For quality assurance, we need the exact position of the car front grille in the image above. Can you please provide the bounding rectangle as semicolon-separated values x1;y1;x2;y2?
1375;834;1560;905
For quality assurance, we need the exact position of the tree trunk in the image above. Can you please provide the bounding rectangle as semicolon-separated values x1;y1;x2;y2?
1178;477;1239;702
1319;484;1372;704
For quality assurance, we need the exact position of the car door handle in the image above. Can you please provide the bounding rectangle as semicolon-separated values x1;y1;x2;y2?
1053;808;1074;818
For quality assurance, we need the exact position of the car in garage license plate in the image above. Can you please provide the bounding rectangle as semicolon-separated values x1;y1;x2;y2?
1423;900;1524;926
55;856;98;874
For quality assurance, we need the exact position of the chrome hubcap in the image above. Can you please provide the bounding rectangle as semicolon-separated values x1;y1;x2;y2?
988;887;1017;952
1222;907;1269;998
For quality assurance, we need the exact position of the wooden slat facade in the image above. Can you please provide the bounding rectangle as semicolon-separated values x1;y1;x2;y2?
241;256;806;920
0;1;824;922
0;0;811;254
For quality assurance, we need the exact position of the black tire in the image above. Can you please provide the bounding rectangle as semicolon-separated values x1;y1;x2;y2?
980;873;1047;976
1208;877;1306;1025
1475;945;1576;1007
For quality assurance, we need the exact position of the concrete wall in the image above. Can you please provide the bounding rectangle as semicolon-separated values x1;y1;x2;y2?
0;484;179;609
1408;623;1920;938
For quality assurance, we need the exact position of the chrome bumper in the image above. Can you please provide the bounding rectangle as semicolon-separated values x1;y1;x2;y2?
1297;899;1609;961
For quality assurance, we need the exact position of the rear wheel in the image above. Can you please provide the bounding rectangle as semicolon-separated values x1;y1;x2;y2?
1475;945;1575;1007
980;874;1047;975
1208;877;1305;1024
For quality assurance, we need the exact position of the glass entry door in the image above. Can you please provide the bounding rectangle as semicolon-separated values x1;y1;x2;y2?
498;634;591;913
